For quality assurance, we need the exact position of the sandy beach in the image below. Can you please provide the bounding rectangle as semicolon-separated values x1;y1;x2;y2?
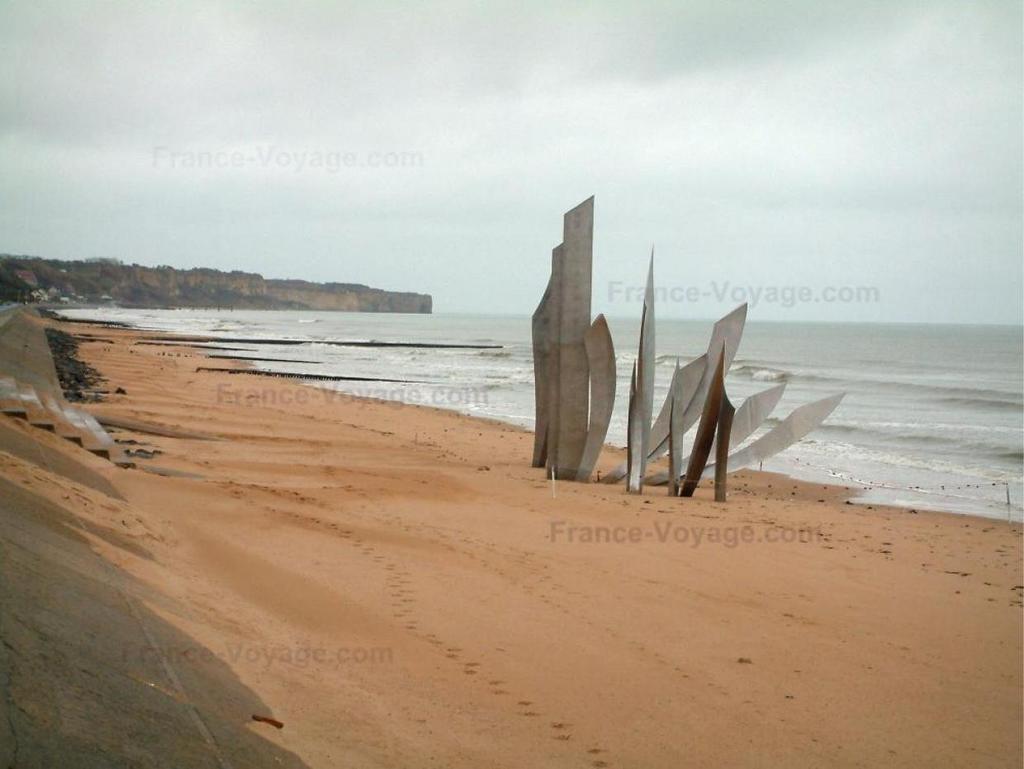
2;313;1021;768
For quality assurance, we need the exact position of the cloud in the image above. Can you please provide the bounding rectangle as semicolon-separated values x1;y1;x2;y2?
0;0;1020;322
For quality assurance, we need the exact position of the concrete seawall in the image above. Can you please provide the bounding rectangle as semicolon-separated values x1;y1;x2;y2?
0;307;311;769
0;308;119;497
0;307;61;395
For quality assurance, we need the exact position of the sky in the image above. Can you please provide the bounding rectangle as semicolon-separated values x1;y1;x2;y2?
0;1;1021;323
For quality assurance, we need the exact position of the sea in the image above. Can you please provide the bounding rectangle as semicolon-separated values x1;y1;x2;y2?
59;307;1024;522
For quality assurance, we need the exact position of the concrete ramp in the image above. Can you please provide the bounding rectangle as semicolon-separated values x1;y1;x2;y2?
0;416;122;499
0;308;134;468
0;476;311;769
0;307;61;395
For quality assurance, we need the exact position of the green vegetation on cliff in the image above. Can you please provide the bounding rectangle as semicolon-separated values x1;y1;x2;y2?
0;255;432;313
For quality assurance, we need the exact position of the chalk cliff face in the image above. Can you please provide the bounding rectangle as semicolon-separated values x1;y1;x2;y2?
264;279;432;313
0;256;432;313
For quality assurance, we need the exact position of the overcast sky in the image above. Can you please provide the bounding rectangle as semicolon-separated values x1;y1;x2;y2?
1;1;1020;323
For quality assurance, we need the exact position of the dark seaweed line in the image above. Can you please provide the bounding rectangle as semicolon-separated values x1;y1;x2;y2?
204;355;323;364
149;335;502;350
135;341;259;352
195;366;426;384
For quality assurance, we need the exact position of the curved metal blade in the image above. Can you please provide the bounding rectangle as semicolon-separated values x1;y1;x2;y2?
605;303;747;484
531;273;556;467
576;314;616;481
648;382;786;486
701;393;846;478
625;252;656;492
681;344;727;496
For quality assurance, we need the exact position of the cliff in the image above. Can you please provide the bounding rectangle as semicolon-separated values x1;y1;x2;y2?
0;256;432;313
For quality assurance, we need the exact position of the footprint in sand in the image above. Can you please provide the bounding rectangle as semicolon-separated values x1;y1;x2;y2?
550;722;572;740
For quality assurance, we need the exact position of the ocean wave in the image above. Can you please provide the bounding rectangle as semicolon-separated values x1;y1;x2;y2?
769;370;1023;404
730;356;800;369
785;438;1022;484
803;422;1022;467
655;354;684;366
937;396;1023;412
730;364;789;382
826;419;1021;434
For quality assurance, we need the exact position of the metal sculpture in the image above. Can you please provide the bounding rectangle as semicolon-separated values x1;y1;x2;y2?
667;363;685;497
719;382;786;453
576;314;616;481
542;244;565;475
531;269;556;468
714;388;736;502
548;199;594;479
647;383;786;486
671;304;746;444
603;304;746;485
530;200;844;498
626;253;656;493
701;394;846;479
532;196;618;482
625;361;641;487
681;346;727;497
650;354;707;465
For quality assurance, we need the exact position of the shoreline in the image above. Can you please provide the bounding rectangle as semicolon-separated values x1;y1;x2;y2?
55;306;1022;522
53;307;1024;533
2;310;1020;767
54;307;1024;524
